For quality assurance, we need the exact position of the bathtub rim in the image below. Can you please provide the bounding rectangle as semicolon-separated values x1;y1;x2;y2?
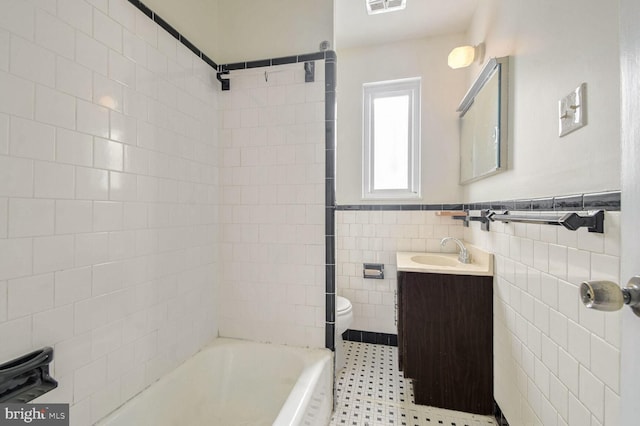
96;336;333;426
272;340;333;425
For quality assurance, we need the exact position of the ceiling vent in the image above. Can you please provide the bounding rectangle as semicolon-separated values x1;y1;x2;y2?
366;0;406;15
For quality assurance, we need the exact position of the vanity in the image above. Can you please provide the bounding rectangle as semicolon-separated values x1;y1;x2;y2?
396;245;494;414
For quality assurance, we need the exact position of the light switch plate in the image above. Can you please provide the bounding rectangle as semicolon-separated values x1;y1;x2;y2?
559;83;587;137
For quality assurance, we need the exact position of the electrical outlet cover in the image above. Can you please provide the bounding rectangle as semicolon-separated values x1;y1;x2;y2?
559;83;587;137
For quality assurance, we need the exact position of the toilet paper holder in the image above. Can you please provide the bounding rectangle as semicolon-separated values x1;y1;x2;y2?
363;263;384;279
580;276;640;317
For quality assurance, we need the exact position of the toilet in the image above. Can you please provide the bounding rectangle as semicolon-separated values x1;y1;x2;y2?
335;295;354;370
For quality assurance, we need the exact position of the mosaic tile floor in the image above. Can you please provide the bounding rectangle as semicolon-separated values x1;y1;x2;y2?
330;341;497;426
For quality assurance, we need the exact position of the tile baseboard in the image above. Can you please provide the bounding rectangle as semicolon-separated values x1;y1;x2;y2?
342;329;398;347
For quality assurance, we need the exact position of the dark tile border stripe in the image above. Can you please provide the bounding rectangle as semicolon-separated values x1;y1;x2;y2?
223;62;247;71
336;190;621;212
219;52;329;72
152;13;179;39
128;0;152;18
583;191;622;209
201;54;217;70
247;59;271;69
467;190;620;211
337;204;465;211
342;329;398;347
325;53;337;352
299;52;325;61
127;0;217;70
179;35;200;58
272;55;298;66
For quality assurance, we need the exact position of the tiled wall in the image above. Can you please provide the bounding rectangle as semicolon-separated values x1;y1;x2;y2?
465;212;621;426
336;206;621;424
218;62;326;347
336;210;464;334
0;0;219;424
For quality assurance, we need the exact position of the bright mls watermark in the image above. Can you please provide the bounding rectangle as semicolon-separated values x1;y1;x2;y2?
0;404;68;426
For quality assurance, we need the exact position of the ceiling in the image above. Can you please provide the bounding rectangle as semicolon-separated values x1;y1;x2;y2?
335;0;479;50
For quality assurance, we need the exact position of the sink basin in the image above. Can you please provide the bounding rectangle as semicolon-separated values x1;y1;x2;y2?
410;254;459;267
397;244;494;276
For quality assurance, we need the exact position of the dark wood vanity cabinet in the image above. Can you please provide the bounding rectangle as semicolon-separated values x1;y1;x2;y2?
397;271;493;414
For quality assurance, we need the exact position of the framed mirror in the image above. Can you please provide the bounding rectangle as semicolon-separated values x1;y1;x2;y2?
458;57;509;184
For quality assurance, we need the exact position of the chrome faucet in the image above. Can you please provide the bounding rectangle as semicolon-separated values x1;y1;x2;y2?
440;237;471;264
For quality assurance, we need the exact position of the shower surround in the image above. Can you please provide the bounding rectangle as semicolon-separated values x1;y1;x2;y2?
0;0;219;423
218;62;327;348
0;0;332;423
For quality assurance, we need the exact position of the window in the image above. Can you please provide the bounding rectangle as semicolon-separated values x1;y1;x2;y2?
363;78;421;199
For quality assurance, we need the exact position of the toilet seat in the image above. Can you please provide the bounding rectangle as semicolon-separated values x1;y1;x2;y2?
336;296;352;315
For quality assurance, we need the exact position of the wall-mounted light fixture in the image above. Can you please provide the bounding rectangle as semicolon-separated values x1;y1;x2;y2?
447;43;485;69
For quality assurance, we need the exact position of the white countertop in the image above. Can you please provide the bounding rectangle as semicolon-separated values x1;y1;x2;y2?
396;244;494;277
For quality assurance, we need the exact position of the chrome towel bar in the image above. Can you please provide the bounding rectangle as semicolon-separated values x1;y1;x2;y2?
486;209;604;233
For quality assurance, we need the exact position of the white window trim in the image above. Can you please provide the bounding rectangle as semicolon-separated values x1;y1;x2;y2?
362;77;421;200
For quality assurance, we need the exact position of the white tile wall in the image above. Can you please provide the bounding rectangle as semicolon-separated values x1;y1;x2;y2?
218;63;326;348
335;208;620;424
35;9;75;60
10;35;56;87
0;1;219;424
0;30;8;72
56;56;93;101
465;211;621;426
336;210;465;334
10;116;56;160
35;85;77;129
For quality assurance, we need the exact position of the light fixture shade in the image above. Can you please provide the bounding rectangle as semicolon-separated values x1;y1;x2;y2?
448;45;476;69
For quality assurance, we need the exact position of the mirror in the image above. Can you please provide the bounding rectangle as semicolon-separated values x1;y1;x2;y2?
458;57;509;184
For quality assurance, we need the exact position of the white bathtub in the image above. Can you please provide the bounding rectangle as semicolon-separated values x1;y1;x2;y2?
97;338;333;426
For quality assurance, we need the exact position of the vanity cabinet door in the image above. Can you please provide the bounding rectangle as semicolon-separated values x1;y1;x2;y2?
398;271;493;415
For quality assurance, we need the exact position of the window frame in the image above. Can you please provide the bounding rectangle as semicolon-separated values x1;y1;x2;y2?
362;77;421;200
